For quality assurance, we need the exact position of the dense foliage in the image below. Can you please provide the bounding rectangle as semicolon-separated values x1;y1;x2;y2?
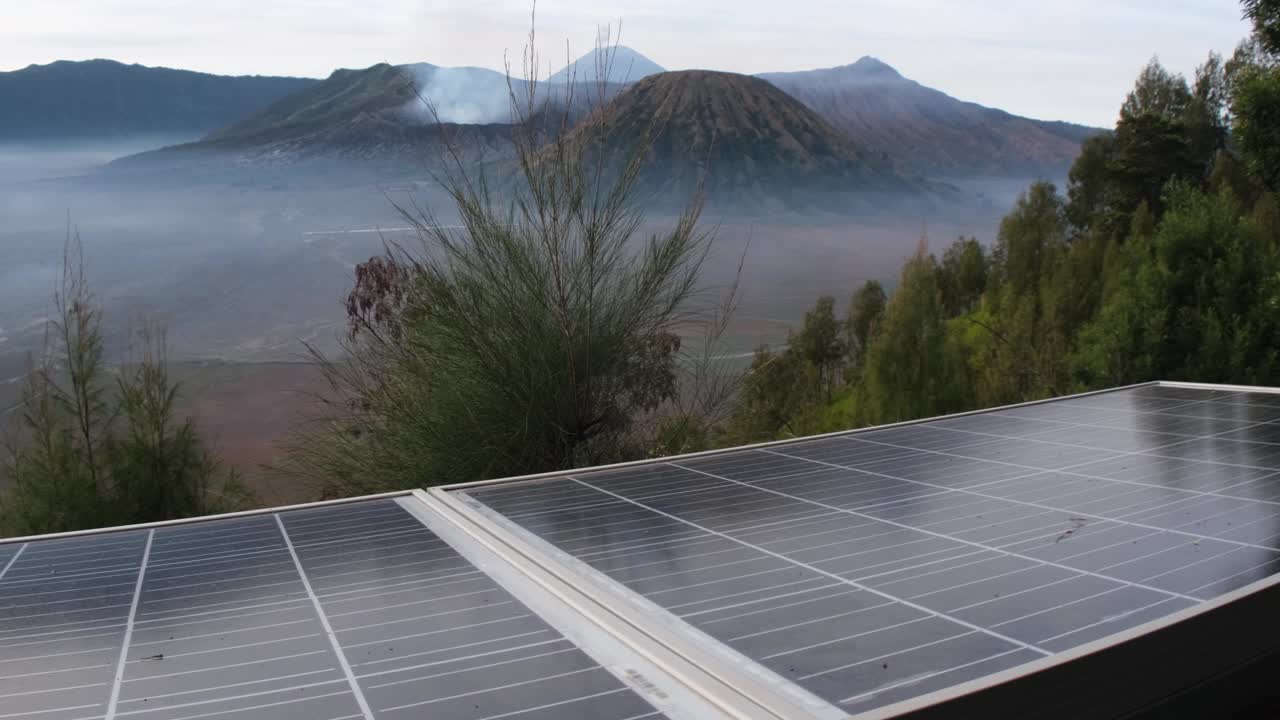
0;244;248;535
285;40;734;496
723;6;1280;443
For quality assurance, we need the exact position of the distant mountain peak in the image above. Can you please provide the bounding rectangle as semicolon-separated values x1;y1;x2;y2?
563;69;926;209
548;46;664;84
850;56;902;78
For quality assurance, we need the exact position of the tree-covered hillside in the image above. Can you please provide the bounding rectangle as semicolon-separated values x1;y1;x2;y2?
724;4;1280;443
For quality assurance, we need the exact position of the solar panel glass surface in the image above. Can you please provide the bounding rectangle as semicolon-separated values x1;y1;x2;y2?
460;385;1280;713
0;499;668;720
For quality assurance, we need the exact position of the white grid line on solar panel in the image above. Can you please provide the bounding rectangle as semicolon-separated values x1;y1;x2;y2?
102;528;152;720
114;679;349;717
758;447;1280;553
507;486;899;540
350;627;555;667
855;550;1014;586
120;668;337;705
344;613;539;652
568;476;1053;660
283;516;424;543
1188;554;1280;594
148;522;281;546
531;506;822;549
138;578;304;607
282;503;411;524
1034;594;1182;645
16;535;141;560
0;701;103;719
727;597;902;642
508;472;972;532
514;509;1095;622
325;586;501;619
670;577;835;614
139;525;432;568
846;436;1279;502
336;599;520;634
83;689;353;720
693;585;855;623
126;649;327;684
305;545;469;573
365;646;583;690
0;679;106;701
1179;503;1280;544
3;553;144;581
988;585;1171;640
123;507;408;551
1061;396;1280;419
0;661;112;683
273;514;373;720
130;596;312;628
0;545;26;581
903;423;1280;499
143;534;288;561
316;568;483;601
685;556;1061;641
673;460;1202;601
466;687;632;720
0;609;131;639
0;591;138;620
130;526;434;571
854;414;1280;480
838;647;1028;706
129;618;313;649
260;506;412;532
9;541;144;568
147;522;284;547
976;474;1230;520
133;590;309;620
296;533;448;563
987;407;1263;443
1131;544;1243;583
491;463;885;517
318;570;489;603
791;624;976;676
378;665;609;712
0;642;117;665
539;493;1191;651
130;632;321;666
358;638;575;682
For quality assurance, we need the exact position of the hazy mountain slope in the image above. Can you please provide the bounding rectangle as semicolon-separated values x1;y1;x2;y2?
119;62;630;175
563;70;939;210
205;63;417;147
759;57;1103;178
0;59;317;140
548;47;666;85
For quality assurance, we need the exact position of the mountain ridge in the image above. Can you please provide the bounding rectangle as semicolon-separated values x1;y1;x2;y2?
559;70;942;210
757;57;1102;177
0;59;318;140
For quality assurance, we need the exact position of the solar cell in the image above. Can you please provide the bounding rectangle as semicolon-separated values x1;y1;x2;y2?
458;384;1280;714
0;499;670;720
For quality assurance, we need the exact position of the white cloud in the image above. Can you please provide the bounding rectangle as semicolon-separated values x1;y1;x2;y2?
0;0;1254;126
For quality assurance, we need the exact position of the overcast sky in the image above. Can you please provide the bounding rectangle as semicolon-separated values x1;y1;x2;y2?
1;0;1253;127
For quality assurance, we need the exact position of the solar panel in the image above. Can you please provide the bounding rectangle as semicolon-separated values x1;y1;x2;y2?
0;499;673;720
8;382;1280;719
456;384;1280;715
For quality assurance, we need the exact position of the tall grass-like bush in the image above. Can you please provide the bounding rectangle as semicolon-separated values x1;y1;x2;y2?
285;26;737;496
1;237;248;535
